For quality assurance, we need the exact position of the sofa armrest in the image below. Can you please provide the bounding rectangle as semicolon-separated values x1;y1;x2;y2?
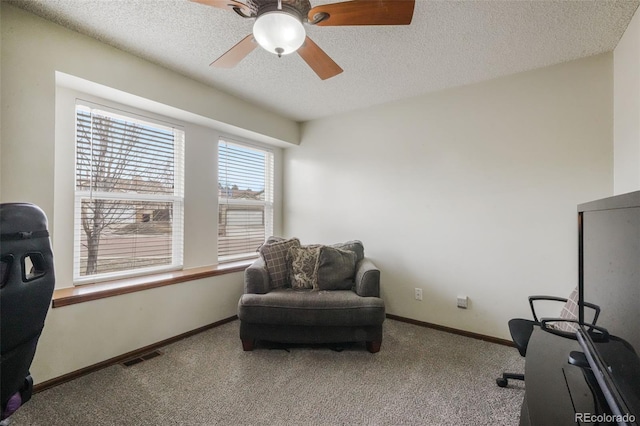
354;258;380;297
244;257;270;294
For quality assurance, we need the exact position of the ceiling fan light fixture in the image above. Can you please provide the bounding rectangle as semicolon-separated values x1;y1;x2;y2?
253;11;306;57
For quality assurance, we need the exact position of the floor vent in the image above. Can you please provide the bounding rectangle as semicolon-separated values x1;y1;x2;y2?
121;350;163;367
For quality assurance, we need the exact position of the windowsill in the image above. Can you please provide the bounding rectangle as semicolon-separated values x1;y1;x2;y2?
51;258;256;308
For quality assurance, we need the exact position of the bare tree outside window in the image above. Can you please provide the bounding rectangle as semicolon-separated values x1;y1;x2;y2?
74;107;184;281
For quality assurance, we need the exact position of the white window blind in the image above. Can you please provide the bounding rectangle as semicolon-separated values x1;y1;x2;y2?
218;139;274;261
74;103;184;283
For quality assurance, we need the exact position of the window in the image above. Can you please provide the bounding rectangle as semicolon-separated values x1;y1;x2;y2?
74;103;185;283
218;139;274;261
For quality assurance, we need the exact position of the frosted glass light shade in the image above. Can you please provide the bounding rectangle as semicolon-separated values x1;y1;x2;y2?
253;12;306;56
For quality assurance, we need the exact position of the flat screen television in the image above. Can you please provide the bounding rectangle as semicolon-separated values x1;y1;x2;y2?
578;190;640;425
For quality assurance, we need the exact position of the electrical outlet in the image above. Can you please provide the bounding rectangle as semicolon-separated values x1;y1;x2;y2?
414;288;423;301
457;295;468;309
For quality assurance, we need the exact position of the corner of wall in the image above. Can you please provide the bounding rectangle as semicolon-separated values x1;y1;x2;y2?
614;5;640;194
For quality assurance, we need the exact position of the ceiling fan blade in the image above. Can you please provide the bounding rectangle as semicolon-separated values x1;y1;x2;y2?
190;0;250;14
308;0;415;26
210;34;257;68
297;36;343;80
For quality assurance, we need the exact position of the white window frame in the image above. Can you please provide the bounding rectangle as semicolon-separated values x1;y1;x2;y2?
218;137;274;262
73;101;185;284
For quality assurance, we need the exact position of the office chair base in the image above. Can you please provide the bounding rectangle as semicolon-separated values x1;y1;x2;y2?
496;372;524;387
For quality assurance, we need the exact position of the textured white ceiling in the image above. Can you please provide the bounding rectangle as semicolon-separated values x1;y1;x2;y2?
6;0;640;122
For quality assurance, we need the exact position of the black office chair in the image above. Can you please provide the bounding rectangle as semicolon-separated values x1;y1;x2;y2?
496;289;600;388
1;203;55;421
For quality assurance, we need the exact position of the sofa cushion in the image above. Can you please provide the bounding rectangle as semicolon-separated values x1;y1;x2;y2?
289;245;321;289
238;288;385;327
259;238;300;289
316;246;357;291
331;240;364;264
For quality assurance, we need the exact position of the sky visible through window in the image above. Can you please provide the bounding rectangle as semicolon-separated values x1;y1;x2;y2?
218;142;266;193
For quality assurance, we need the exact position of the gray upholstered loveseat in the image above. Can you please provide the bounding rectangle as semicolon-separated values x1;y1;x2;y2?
237;238;385;353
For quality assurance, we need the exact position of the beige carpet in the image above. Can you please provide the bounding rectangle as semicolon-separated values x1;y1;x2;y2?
10;319;525;425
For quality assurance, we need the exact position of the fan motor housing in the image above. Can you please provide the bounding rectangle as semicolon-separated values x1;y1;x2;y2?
249;0;311;19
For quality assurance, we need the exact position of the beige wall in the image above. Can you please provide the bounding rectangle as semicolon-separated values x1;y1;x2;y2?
34;273;243;383
614;7;640;194
284;55;613;340
1;4;295;384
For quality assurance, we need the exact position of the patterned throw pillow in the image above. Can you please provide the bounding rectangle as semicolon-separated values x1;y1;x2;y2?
557;286;579;332
259;238;300;288
256;236;285;252
289;245;321;289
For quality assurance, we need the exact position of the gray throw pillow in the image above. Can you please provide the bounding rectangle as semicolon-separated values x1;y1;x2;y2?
331;240;364;264
259;238;300;288
316;246;357;291
289;245;321;289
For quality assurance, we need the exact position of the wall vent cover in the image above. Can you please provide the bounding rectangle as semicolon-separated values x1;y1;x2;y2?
121;350;163;367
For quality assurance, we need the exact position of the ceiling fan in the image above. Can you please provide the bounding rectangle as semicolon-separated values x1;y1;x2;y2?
191;0;415;80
